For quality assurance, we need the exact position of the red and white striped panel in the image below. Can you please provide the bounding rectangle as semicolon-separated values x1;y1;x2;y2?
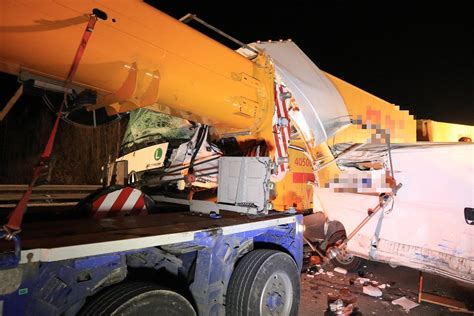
91;187;147;219
271;83;292;181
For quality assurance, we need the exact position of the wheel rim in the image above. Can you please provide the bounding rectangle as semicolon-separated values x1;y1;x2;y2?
336;250;355;264
259;271;293;316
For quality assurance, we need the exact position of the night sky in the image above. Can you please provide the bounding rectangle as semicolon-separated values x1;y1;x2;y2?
147;1;473;125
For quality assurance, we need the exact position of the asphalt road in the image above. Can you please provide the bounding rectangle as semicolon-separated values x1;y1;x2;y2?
299;259;473;315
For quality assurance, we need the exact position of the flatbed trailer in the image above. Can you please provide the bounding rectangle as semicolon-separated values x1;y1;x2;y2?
0;208;303;315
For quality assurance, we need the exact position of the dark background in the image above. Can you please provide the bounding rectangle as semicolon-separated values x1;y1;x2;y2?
147;0;473;125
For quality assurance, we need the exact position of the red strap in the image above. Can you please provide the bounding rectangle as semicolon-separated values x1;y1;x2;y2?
4;15;98;232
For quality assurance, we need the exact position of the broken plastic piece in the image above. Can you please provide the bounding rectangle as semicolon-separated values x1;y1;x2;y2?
334;267;347;274
356;277;371;285
392;296;419;312
363;285;382;297
329;299;344;312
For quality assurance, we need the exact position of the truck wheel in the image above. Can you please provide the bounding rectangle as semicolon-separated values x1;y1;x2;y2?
226;249;300;316
79;281;196;316
326;231;363;272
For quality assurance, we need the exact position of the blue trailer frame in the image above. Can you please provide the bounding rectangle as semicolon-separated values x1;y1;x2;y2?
0;214;303;315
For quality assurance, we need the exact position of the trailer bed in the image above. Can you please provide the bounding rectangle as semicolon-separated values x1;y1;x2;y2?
0;210;297;263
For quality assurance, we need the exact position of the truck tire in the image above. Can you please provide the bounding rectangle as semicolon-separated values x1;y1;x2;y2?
326;230;363;272
226;249;300;316
79;281;196;316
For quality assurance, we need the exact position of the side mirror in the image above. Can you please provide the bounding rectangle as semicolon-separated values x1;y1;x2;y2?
465;208;474;225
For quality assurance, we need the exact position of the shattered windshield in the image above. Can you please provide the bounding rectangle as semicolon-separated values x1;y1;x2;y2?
120;109;194;156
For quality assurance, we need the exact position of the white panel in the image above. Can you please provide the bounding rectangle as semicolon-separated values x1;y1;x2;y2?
117;142;169;172
218;157;271;211
20;231;196;263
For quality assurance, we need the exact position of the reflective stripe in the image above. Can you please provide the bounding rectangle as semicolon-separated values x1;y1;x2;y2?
121;188;143;211
109;187;134;215
131;196;146;215
92;188;148;218
96;189;122;213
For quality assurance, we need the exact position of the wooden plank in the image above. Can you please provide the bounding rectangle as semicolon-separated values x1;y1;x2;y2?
420;292;468;311
0;84;23;121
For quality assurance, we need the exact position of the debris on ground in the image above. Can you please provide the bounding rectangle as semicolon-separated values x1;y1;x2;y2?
305;263;326;278
301;252;471;315
392;296;419;313
363;285;383;297
328;299;355;315
310;255;321;265
309;266;319;273
334;267;347;275
327;288;359;315
356;277;371;285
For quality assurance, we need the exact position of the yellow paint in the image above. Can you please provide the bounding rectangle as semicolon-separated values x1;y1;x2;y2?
272;140;313;211
271;140;342;212
325;73;416;144
0;0;274;133
417;120;473;142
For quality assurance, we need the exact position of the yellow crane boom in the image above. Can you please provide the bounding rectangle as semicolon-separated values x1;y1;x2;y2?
0;0;274;133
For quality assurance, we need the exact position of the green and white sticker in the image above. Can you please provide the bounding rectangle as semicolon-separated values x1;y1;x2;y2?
154;147;163;161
